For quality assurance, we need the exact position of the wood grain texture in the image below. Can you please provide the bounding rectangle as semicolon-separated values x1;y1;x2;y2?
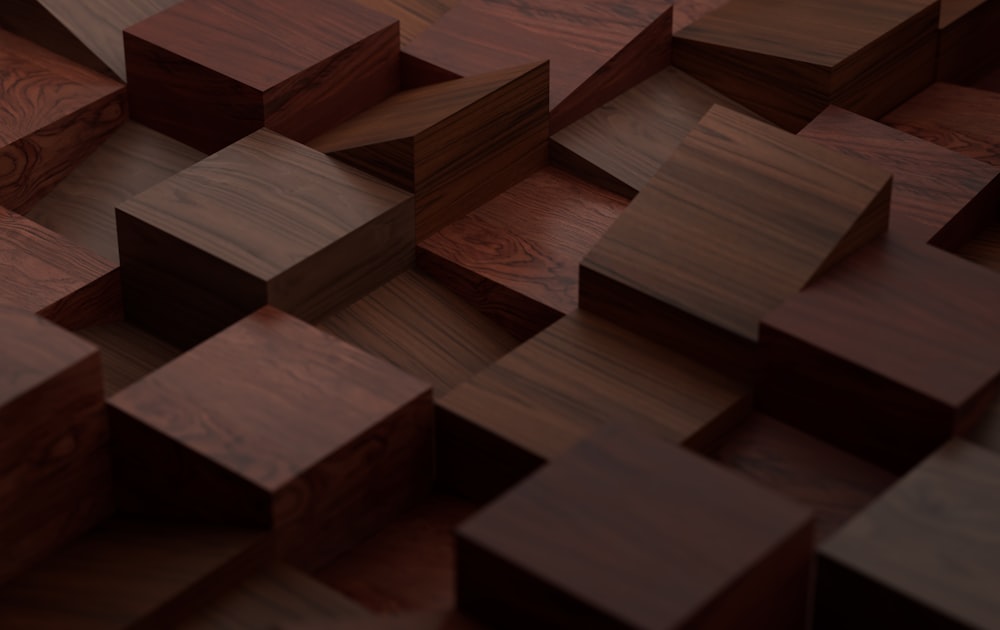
0;0;114;78
418;166;628;339
672;0;731;32
109;306;434;568
437;310;752;501
117;129;414;348
353;0;458;45
0;520;270;629
310;62;549;239
76;320;182;396
0;28;126;212
818;439;1000;629
125;0;400;152
937;0;1000;83
457;426;814;629
673;0;938;130
316;270;519;396
581;105;891;377
799;105;1000;249
882;82;1000;168
402;0;672;131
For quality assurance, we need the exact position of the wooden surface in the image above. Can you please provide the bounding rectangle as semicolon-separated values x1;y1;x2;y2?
353;0;458;46
76;319;182;396
937;0;1000;83
958;220;1000;271
968;395;1000;454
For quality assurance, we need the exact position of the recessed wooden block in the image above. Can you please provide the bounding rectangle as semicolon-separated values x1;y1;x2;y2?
817;439;1000;629
457;427;814;629
402;0;672;131
673;0;938;131
438;310;752;500
124;0;400;153
937;0;1000;83
799;105;1000;249
0;28;125;212
0;306;111;586
117;129;414;348
309;63;548;239
109;306;434;569
580;105;891;378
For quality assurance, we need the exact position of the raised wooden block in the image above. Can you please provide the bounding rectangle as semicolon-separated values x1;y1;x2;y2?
125;0;400;153
0;28;125;212
0;306;111;586
818;439;1000;629
672;0;732;32
309;63;548;239
109;306;434;568
799;105;1000;249
580;105;891;377
418;166;628;339
438;310;752;500
457;427;814;629
402;0;671;131
937;0;1000;83
117;129;413;348
673;0;938;130
351;1;458;46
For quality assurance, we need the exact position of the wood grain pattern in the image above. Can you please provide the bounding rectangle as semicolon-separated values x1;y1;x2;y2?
457;426;814;629
581;105;891;377
76;320;182;396
418;166;628;339
818;439;1000;629
673;0;938;130
672;0;731;32
937;0;1000;83
117;129;414;348
0;0;114;78
125;0;400;152
310;63;549;239
437;310;752;500
109;306;434;569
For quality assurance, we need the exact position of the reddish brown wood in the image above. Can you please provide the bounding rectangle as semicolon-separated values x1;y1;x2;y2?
352;0;459;46
937;0;1000;83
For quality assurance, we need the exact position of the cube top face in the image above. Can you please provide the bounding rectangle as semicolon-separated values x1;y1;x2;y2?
125;0;399;91
117;129;412;281
822;439;1000;629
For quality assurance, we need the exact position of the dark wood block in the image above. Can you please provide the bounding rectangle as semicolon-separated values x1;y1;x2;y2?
0;28;125;212
0;306;111;586
353;0;458;45
310;63;548;239
457;426;814;629
937;0;1000;83
672;0;732;32
581;105;891;378
438;310;752;500
968;394;1000;454
418;166;628;339
957;220;1000;271
674;0;938;130
124;0;400;153
402;0;671;131
0;206;121;329
799;105;1000;249
972;61;1000;94
109;306;434;568
313;612;486;630
117;129;413;348
817;439;1000;629
77;320;182;396
0;0;115;78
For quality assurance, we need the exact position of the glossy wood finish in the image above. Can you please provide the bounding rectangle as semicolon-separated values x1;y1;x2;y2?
438;310;752;500
353;0;458;45
418;166;628;339
674;0;938;130
402;0;672;132
581;105;891;377
109;306;434;569
0;28;125;212
77;320;182;396
310;63;549;239
937;0;1000;83
457;427;814;629
117;129;414;348
125;0;400;153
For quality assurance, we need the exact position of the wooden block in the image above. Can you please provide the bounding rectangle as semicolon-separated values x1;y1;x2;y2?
312;612;486;630
937;0;1000;83
972;62;1000;93
580;105;891;377
124;0;400;153
0;28;125;212
437;310;752;500
957;220;1000;271
967;394;1000;454
351;0;459;46
672;0;732;32
77;320;182;396
0;206;121;329
0;520;269;629
0;306;111;585
673;0;939;130
760;235;1000;471
0;0;114;77
456;426;814;629
817;439;1000;629
402;0;671;131
309;63;548;239
109;306;434;568
882;82;1000;168
117;129;414;348
799;105;1000;249
418;166;628;339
